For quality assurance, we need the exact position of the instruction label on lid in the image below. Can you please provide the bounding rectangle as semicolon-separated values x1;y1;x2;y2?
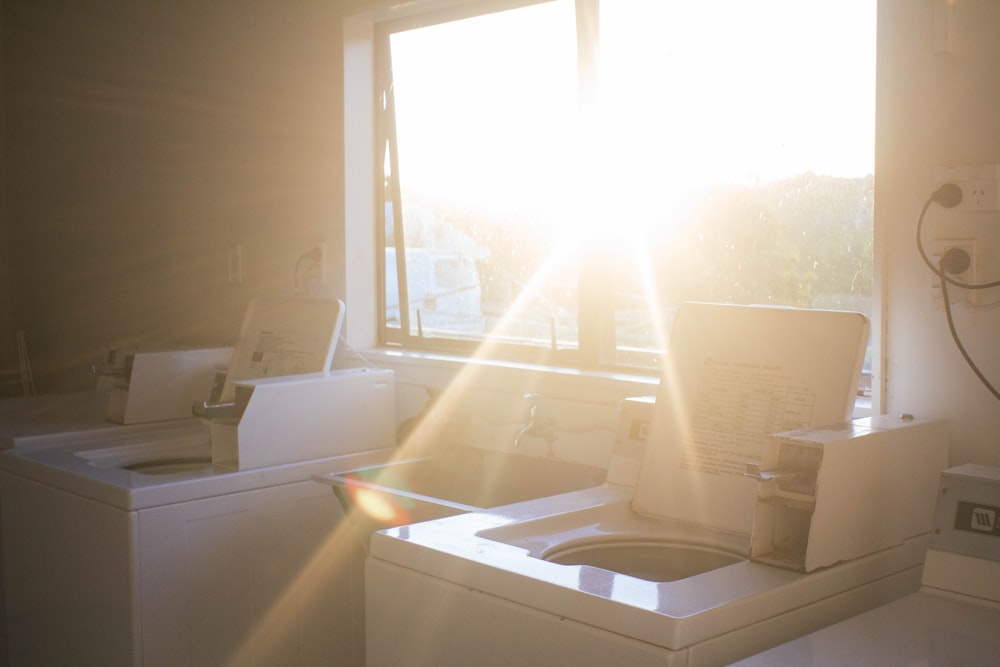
681;359;817;477
632;303;869;535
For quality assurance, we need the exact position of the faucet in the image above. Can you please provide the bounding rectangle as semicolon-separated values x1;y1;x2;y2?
514;393;558;449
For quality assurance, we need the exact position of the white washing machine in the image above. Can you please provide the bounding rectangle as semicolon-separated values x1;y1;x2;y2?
0;294;371;665
732;463;1000;666
0;390;112;664
365;304;950;667
0;419;393;666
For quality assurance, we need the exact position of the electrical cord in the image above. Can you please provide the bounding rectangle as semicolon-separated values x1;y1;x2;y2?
916;184;1000;289
338;333;378;368
916;184;1000;401
293;248;323;294
939;275;1000;401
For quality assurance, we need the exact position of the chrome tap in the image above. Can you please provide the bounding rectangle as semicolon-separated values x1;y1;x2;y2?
514;393;558;449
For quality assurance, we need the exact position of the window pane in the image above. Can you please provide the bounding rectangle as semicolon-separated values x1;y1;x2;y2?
596;0;876;366
382;0;875;380
385;1;581;350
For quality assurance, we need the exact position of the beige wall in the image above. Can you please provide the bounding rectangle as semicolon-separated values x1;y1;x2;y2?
1;0;13;394
877;0;1000;466
1;0;999;466
1;1;346;392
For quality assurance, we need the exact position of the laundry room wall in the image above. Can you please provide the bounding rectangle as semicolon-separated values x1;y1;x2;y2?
1;1;347;392
876;0;1000;467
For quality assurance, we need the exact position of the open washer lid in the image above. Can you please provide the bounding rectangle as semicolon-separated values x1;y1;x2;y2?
219;295;346;403
632;302;869;536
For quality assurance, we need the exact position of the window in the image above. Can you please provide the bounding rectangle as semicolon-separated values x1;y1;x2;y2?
379;0;875;376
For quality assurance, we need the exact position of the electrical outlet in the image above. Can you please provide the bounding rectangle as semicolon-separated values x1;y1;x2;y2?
967;242;1000;308
933;164;1000;211
928;239;976;308
928;239;1000;308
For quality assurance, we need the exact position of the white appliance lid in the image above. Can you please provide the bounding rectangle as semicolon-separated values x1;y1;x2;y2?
220;295;346;403
632;302;869;535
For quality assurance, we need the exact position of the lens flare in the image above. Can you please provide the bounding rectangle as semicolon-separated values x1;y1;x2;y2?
350;486;411;526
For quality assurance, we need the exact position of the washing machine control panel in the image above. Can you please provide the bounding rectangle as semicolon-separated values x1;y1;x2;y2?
928;463;1000;563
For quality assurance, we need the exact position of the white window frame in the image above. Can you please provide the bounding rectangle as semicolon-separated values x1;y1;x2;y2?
342;0;879;415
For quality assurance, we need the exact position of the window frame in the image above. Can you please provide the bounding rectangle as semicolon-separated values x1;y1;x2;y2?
371;0;875;388
376;0;637;371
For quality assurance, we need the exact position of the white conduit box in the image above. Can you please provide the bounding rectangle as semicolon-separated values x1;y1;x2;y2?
748;415;949;572
209;368;395;471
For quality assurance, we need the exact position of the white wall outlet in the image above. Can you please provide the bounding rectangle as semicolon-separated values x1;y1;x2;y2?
967;242;1000;308
928;239;1000;308
933;164;1000;211
928;239;976;308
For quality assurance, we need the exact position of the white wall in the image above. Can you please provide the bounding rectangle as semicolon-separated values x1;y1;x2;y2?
877;0;1000;466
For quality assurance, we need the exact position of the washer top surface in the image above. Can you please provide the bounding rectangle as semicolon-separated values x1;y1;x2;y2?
0;391;111;449
368;482;927;652
0;419;393;510
730;590;1000;666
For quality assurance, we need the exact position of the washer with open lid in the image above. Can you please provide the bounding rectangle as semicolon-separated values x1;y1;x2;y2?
364;303;949;666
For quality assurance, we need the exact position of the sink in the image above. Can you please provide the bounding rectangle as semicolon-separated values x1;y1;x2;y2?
325;447;607;529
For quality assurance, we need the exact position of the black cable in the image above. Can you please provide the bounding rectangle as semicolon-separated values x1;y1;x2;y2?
916;186;1000;290
916;185;1000;401
939;272;1000;401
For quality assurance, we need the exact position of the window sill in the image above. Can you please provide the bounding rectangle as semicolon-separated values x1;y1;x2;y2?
346;347;872;418
347;347;658;408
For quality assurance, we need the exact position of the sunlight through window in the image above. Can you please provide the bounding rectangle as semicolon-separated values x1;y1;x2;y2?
380;0;875;376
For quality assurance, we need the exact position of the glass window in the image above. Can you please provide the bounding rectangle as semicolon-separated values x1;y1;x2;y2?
379;0;875;378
